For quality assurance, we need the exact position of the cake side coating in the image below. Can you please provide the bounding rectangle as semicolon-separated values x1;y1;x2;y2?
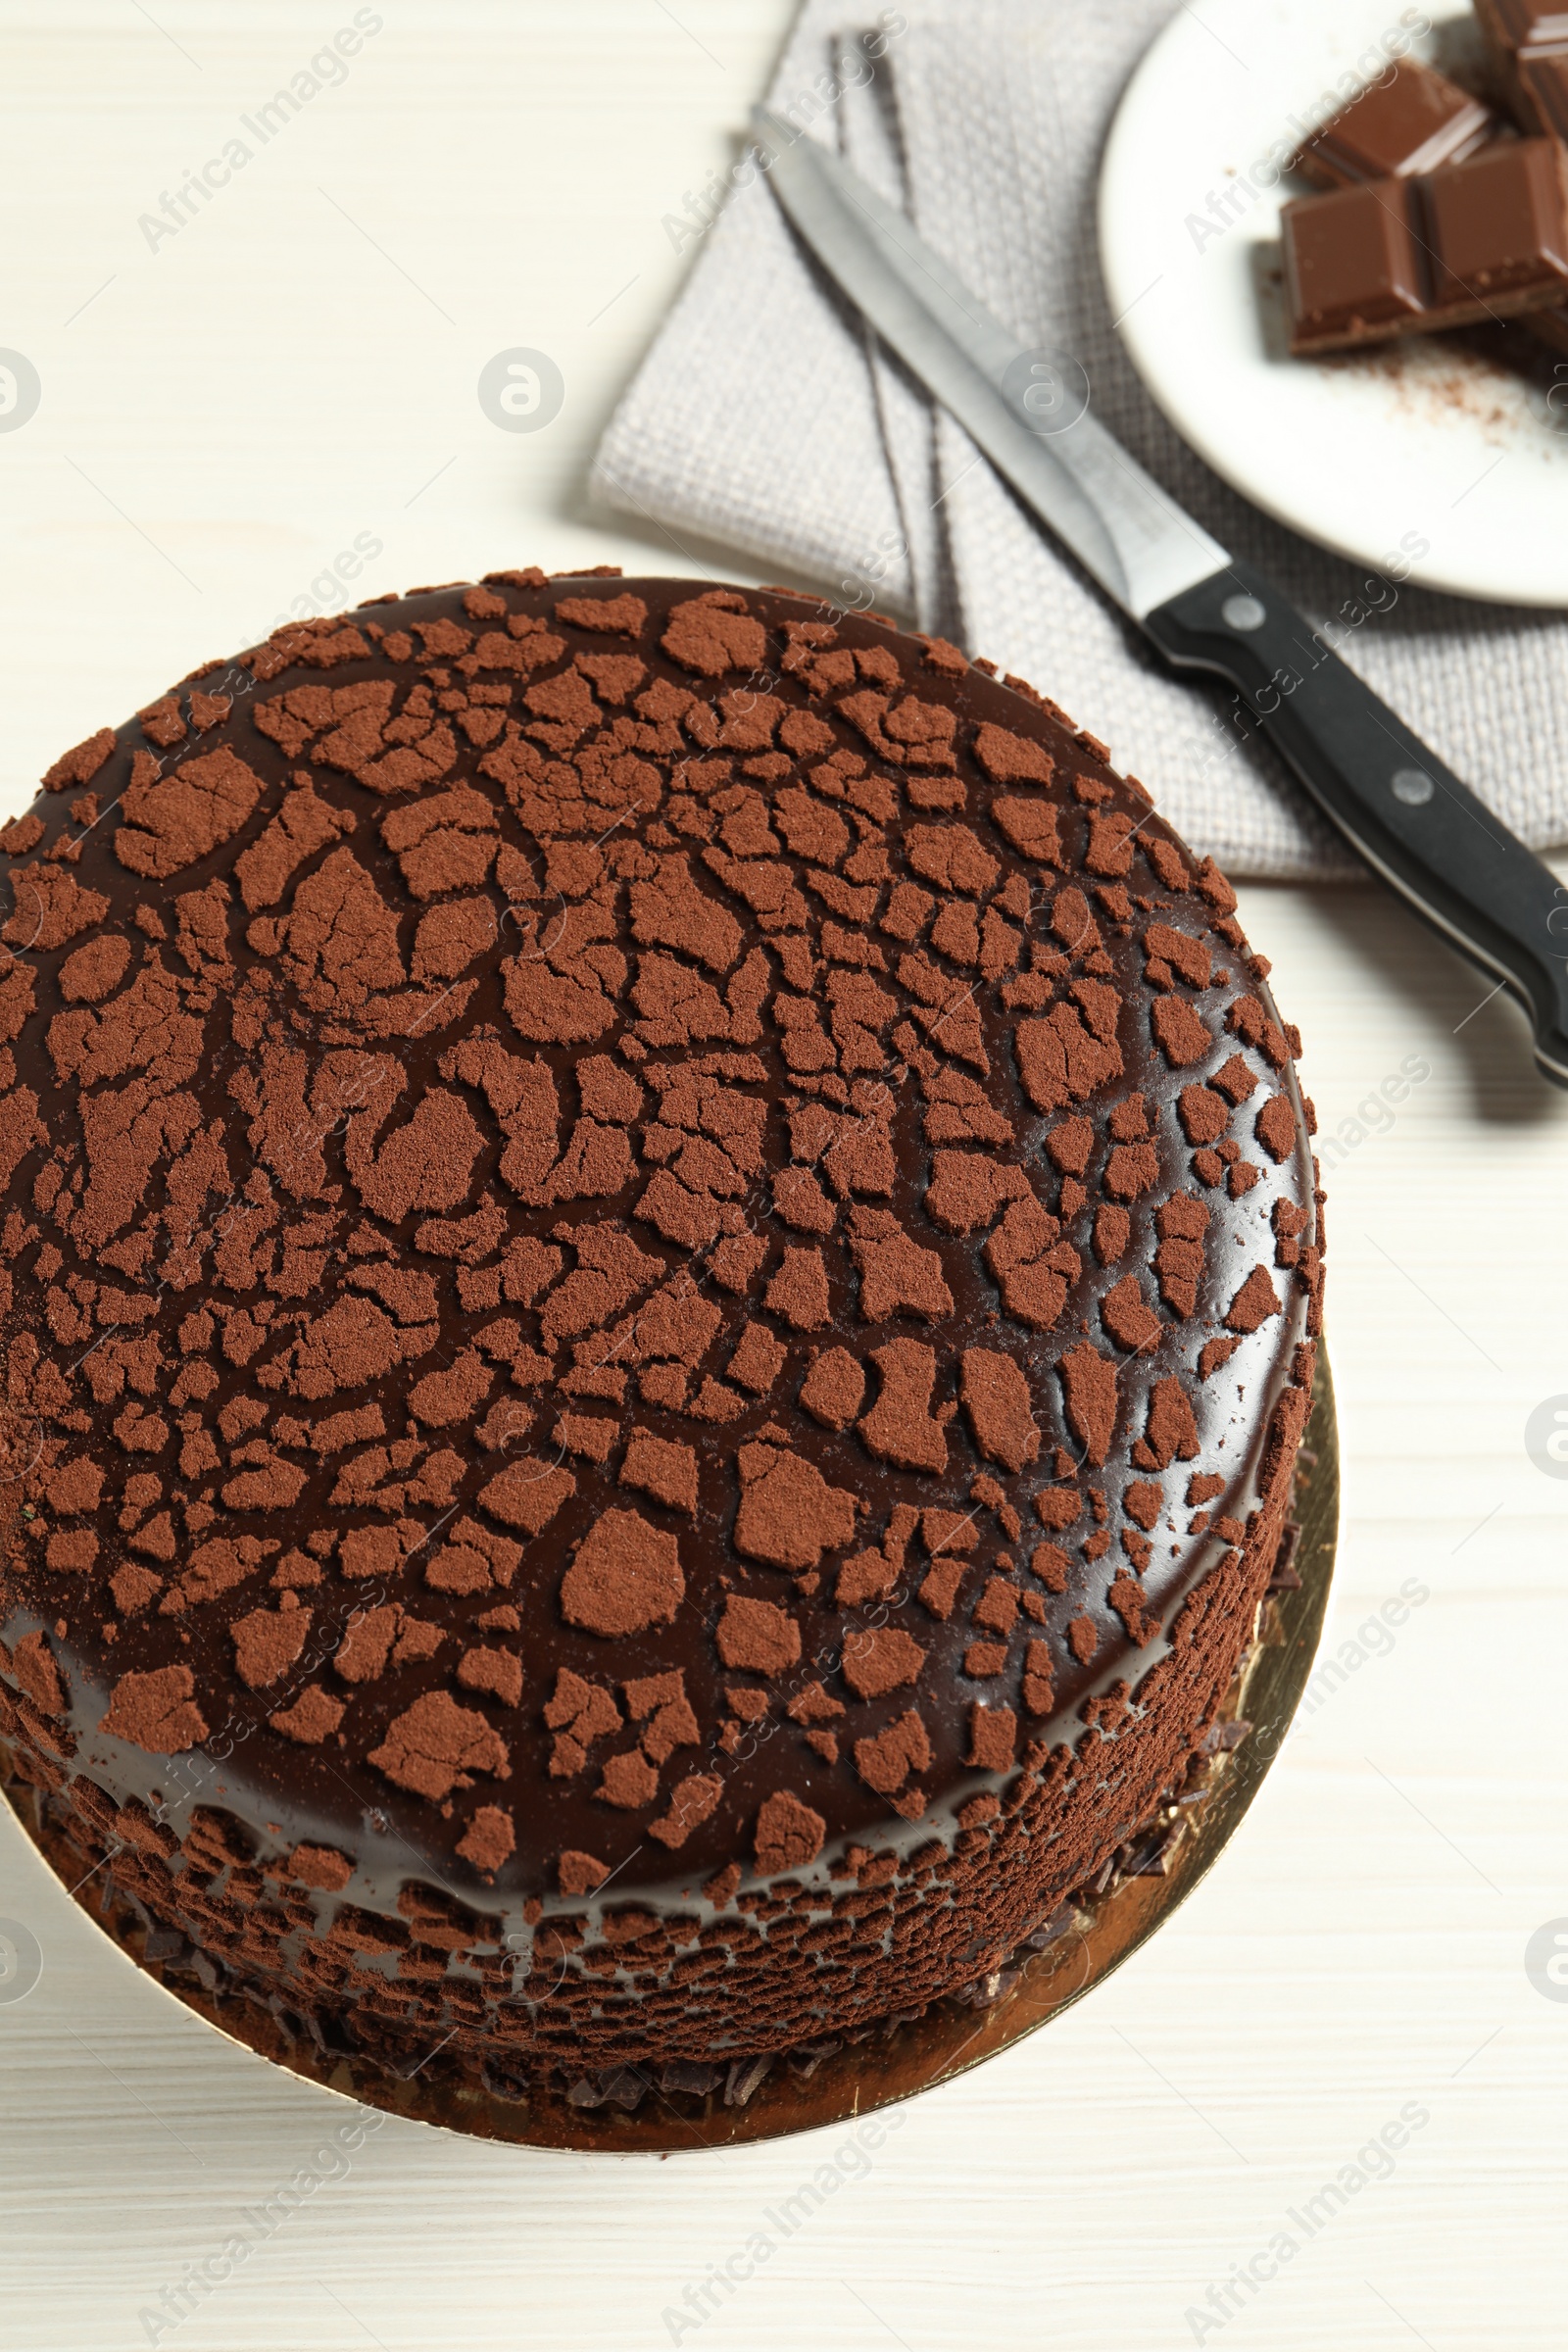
0;572;1322;2085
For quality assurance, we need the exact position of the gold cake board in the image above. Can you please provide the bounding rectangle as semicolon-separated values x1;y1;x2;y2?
4;1355;1338;2154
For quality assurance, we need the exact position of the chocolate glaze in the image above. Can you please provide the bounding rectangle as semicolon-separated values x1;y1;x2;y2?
0;573;1322;2078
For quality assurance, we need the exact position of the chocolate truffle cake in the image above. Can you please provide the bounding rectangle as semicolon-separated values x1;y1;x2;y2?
0;571;1322;2106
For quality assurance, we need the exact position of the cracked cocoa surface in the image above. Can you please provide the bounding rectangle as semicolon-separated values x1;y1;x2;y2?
0;571;1322;2082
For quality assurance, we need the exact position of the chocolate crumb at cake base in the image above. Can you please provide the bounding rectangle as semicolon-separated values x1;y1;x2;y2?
0;572;1324;2099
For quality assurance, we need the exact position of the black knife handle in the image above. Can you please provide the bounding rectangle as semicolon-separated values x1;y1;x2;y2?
1144;559;1568;1087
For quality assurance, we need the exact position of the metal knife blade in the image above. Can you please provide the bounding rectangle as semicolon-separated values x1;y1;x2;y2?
751;106;1228;617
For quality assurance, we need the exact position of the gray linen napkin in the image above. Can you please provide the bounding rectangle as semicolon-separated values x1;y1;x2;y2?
592;0;1568;879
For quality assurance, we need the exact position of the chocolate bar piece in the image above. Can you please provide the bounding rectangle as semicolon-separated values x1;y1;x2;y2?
1476;0;1568;62
1284;136;1568;353
1520;48;1568;135
1477;0;1568;112
1292;56;1496;188
1476;7;1568;351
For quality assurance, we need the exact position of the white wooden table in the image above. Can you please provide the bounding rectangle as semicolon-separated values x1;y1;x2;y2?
1;9;1564;2347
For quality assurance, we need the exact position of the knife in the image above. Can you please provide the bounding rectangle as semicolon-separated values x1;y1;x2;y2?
752;105;1568;1089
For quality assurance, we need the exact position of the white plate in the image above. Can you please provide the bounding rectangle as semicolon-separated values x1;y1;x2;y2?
1099;0;1568;606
